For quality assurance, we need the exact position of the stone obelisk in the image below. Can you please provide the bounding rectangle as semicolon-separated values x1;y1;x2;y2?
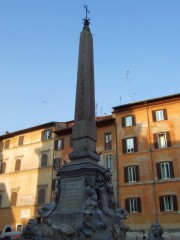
69;15;99;163
20;7;128;240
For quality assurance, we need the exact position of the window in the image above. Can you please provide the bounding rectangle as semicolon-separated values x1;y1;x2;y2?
4;140;10;149
10;192;18;206
125;198;141;213
0;162;6;174
70;137;73;148
18;136;24;146
122;115;135;127
0;142;4;151
159;195;178;212
124;166;139;183
42;129;52;140
156;162;174;180
0;194;2;207
15;159;21;172
105;155;112;171
152;109;167;122
51;179;56;191
122;137;138;154
154;132;171;149
41;154;48;167
38;188;46;204
105;133;112;150
53;158;61;170
16;224;23;232
55;139;64;150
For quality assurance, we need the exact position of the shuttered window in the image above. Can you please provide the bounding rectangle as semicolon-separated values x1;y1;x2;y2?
42;129;52;140
122;115;135;127
0;194;2;206
153;132;171;149
18;136;24;146
38;189;46;205
41;154;48;167
54;139;64;150
124;165;140;183
122;137;138;154
159;195;178;211
105;155;112;171
53;158;61;170
105;133;112;150
125;198;141;213
152;109;168;122
4;140;10;149
10;192;18;206
52;179;56;191
15;159;21;172
156;162;174;180
0;162;6;174
70;137;73;148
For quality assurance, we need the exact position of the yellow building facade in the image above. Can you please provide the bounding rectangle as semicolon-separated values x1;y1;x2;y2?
0;122;65;234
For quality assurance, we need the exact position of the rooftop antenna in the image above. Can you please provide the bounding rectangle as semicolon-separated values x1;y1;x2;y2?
125;70;130;103
120;97;122;105
100;107;103;116
95;103;98;117
132;92;136;102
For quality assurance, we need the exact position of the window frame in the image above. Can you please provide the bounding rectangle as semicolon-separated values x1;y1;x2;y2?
122;115;135;127
4;139;10;149
18;136;24;146
15;159;21;172
16;224;23;232
156;161;174;180
124;165;140;183
122;137;138;154
154;132;171;149
70;137;73;148
152;109;167;122
125;197;141;213
41;153;48;167
42;129;52;141
0;194;2;207
37;185;47;205
0;162;6;174
105;155;112;171
10;192;18;206
159;195;178;212
53;158;61;170
104;133;112;150
55;139;64;150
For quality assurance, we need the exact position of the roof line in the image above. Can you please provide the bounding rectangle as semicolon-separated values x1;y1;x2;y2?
113;93;180;111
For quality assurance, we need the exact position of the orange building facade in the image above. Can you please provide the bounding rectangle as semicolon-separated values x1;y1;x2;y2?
113;93;180;230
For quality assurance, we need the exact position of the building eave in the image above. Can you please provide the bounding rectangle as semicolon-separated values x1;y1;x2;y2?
112;93;180;113
0;121;60;140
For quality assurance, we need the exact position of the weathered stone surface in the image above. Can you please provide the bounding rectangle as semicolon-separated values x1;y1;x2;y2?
147;220;164;240
70;20;97;158
21;166;129;240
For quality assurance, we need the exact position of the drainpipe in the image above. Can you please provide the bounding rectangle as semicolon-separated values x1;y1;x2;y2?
145;101;158;221
114;115;120;206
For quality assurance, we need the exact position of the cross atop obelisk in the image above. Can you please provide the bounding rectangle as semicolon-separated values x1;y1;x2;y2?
69;6;99;163
84;5;90;20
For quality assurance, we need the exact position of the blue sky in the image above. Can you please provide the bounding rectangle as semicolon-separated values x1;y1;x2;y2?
0;0;180;134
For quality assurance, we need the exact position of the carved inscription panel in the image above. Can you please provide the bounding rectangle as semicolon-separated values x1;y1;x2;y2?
59;177;84;212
